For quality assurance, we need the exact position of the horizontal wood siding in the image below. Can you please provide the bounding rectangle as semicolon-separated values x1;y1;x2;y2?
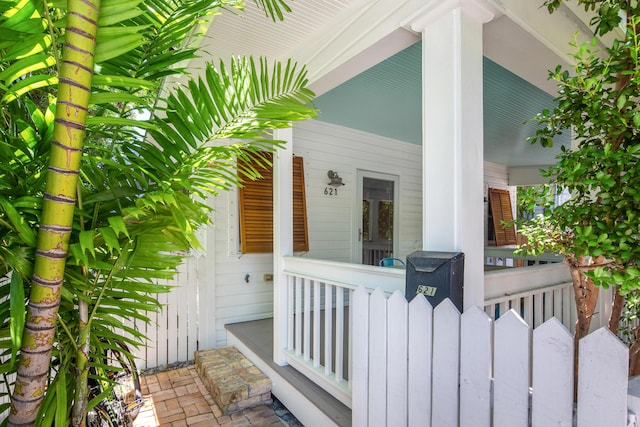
294;120;423;262
205;120;422;348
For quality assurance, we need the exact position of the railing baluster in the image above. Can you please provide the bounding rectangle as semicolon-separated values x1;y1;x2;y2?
314;280;321;368
325;283;334;376
287;274;294;351
544;290;553;322
524;295;533;326
348;288;353;390
534;293;543;327
499;301;507;319
295;277;302;356
563;286;572;332
304;278;311;361
335;287;345;383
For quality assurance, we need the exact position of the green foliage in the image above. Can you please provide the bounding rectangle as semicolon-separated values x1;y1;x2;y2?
619;289;640;345
521;2;640;294
516;184;556;219
0;0;316;422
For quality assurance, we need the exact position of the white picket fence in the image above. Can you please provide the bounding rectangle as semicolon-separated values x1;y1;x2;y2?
352;287;630;427
130;256;212;369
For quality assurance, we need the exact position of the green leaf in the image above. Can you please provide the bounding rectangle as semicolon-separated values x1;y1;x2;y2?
98;2;146;27
0;53;56;84
2;74;58;103
68;243;89;267
99;227;120;254
96;24;151;39
108;216;129;238
86;116;159;131
95;34;145;63
2;33;52;62
79;230;95;257
55;373;66;427
9;273;24;369
0;196;37;247
91;74;157;90
89;91;147;106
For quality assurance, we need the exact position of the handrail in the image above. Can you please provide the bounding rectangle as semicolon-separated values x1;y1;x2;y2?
484;263;571;300
283;256;404;295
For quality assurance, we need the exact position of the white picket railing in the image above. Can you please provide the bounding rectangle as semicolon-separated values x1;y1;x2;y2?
280;256;405;408
484;262;611;333
485;263;575;330
352;288;630;427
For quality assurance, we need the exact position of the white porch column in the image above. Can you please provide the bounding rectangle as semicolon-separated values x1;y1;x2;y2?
408;0;494;309
273;128;293;365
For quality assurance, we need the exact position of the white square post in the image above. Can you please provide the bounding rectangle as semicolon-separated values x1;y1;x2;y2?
272;127;293;365
407;0;495;309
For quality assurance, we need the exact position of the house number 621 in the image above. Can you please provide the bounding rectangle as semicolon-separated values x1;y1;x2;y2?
324;187;338;196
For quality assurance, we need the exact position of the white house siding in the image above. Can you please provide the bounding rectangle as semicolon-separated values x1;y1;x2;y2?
294;120;423;262
204;119;423;347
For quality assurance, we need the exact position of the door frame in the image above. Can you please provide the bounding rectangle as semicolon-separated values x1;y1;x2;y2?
352;169;400;264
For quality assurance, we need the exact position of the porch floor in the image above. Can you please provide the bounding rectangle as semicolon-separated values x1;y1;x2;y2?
226;318;352;427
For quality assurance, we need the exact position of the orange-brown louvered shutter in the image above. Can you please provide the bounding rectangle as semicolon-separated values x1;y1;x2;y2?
239;154;273;253
238;153;308;253
489;188;517;246
292;156;309;252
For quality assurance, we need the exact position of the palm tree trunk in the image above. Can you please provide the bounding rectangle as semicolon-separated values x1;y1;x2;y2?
9;1;100;425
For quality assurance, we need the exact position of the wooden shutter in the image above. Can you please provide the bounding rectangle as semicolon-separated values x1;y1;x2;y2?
489;188;517;246
238;153;309;253
292;156;309;251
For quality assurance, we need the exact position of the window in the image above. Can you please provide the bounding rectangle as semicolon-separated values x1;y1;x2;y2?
377;200;394;240
238;153;309;253
488;187;517;246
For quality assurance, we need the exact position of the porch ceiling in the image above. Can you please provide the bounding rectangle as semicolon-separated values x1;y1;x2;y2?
204;1;593;169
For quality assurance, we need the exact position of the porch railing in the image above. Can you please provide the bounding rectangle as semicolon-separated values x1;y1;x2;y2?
280;256;404;408
279;257;611;408
485;262;610;333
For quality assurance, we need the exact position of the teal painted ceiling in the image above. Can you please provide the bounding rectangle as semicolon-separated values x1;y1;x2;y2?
313;42;571;168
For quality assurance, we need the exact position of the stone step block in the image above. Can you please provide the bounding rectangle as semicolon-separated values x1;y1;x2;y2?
195;346;272;415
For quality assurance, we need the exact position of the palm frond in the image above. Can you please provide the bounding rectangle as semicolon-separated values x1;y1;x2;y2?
0;1;59;103
252;0;292;21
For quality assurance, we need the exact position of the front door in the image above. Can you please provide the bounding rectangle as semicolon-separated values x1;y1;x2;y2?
355;170;399;265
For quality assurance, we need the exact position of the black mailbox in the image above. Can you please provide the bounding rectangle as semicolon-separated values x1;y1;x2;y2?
405;251;464;310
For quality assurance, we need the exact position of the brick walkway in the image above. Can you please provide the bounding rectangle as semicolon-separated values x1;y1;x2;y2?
133;365;285;426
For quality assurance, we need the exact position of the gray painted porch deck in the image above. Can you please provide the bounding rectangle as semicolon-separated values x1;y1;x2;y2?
225;318;352;427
